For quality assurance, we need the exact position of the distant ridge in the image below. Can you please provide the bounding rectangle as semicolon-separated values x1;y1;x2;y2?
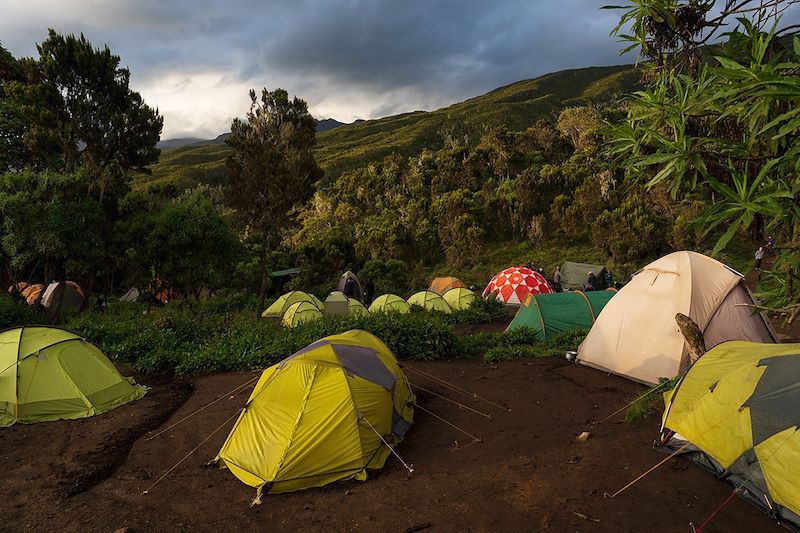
158;118;353;149
143;64;640;190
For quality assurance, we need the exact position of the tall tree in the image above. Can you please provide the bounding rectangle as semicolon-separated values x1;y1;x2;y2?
226;88;322;313
7;30;163;200
605;1;800;321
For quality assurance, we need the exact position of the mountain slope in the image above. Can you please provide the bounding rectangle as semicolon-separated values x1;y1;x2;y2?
141;64;639;190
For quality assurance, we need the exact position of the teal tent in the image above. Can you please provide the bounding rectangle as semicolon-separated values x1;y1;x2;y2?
507;289;616;340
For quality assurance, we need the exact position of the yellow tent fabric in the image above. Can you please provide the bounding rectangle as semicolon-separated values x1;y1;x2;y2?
407;290;452;313
660;341;800;527
0;326;147;427
348;298;369;317
578;251;776;384
281;301;323;328
262;291;323;319
214;330;415;500
368;294;411;314
443;287;476;311
428;276;466;295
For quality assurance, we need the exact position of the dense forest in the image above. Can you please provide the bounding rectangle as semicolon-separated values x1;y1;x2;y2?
0;0;798;323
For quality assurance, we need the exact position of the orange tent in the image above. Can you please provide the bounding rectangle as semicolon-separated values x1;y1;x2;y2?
428;276;466;296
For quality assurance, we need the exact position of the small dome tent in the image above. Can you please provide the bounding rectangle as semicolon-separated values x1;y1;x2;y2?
281;301;323;328
40;281;85;312
507;290;616;340
337;271;363;300
659;341;800;529
559;261;607;291
482;266;552;305
0;326;147;427
262;291;323;319
213;330;414;500
443;287;476;311
368;294;411;314
348;298;369;317
428;277;466;296
407;291;452;313
324;291;349;316
577;251;776;384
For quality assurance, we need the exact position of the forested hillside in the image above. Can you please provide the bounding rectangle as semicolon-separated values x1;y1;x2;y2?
141;65;639;190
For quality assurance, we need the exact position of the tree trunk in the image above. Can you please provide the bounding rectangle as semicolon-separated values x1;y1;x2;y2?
675;313;705;368
257;247;269;319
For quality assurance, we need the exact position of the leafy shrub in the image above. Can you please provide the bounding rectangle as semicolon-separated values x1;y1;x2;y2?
0;294;41;328
446;296;509;324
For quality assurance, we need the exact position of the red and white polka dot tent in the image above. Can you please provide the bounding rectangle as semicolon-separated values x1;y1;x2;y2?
482;266;553;304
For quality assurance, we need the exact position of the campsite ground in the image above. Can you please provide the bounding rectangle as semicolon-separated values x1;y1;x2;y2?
0;353;782;532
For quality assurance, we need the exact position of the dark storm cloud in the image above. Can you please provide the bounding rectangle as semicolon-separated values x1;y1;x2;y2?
10;0;792;137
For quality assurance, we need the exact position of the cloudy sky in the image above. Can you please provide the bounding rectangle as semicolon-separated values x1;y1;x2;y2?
0;0;754;139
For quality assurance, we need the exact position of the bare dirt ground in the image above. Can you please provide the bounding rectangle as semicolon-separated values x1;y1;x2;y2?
0;354;782;532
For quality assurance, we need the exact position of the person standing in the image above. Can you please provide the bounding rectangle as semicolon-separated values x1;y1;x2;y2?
553;266;562;292
755;246;765;280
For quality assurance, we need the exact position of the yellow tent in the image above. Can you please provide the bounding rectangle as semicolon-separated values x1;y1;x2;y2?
262;291;323;319
407;290;452;313
213;330;415;501
368;294;411;314
660;341;800;528
0;326;147;426
443;287;476;311
428;276;465;295
348;297;369;317
281;301;323;328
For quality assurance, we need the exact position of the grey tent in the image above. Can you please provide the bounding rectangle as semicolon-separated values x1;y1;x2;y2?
40;281;85;312
324;291;349;316
120;287;140;302
337;271;363;300
560;261;607;290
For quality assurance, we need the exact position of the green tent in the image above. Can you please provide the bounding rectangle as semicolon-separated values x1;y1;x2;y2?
0;326;147;427
368;294;411;314
348;298;369;317
407;291;452;314
443;287;476;311
281;301;323;328
507;290;616;340
560;261;607;290
262;291;323;319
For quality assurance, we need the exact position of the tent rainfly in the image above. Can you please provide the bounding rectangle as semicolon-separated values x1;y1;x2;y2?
443;288;476;311
348;298;370;317
659;340;800;529
559;261;607;290
368;294;411;314
262;291;323;319
324;291;349;316
0;326;147;427
507;289;616;340
407;291;452;313
282;301;323;328
577;251;776;385
337;271;363;300
213;330;414;501
482;266;553;305
428;277;466;296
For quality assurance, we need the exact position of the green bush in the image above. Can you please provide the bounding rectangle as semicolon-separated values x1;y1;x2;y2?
0;294;41;329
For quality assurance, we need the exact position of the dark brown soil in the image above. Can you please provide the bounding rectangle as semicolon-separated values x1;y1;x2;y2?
0;357;781;532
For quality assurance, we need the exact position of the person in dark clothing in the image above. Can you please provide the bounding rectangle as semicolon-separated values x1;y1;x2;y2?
343;277;357;299
363;279;374;305
585;271;597;291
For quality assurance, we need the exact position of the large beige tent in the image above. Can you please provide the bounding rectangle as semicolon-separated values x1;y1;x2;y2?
577;251;776;385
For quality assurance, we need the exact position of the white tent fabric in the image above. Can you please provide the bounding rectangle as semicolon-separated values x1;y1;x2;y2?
577;251;776;385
